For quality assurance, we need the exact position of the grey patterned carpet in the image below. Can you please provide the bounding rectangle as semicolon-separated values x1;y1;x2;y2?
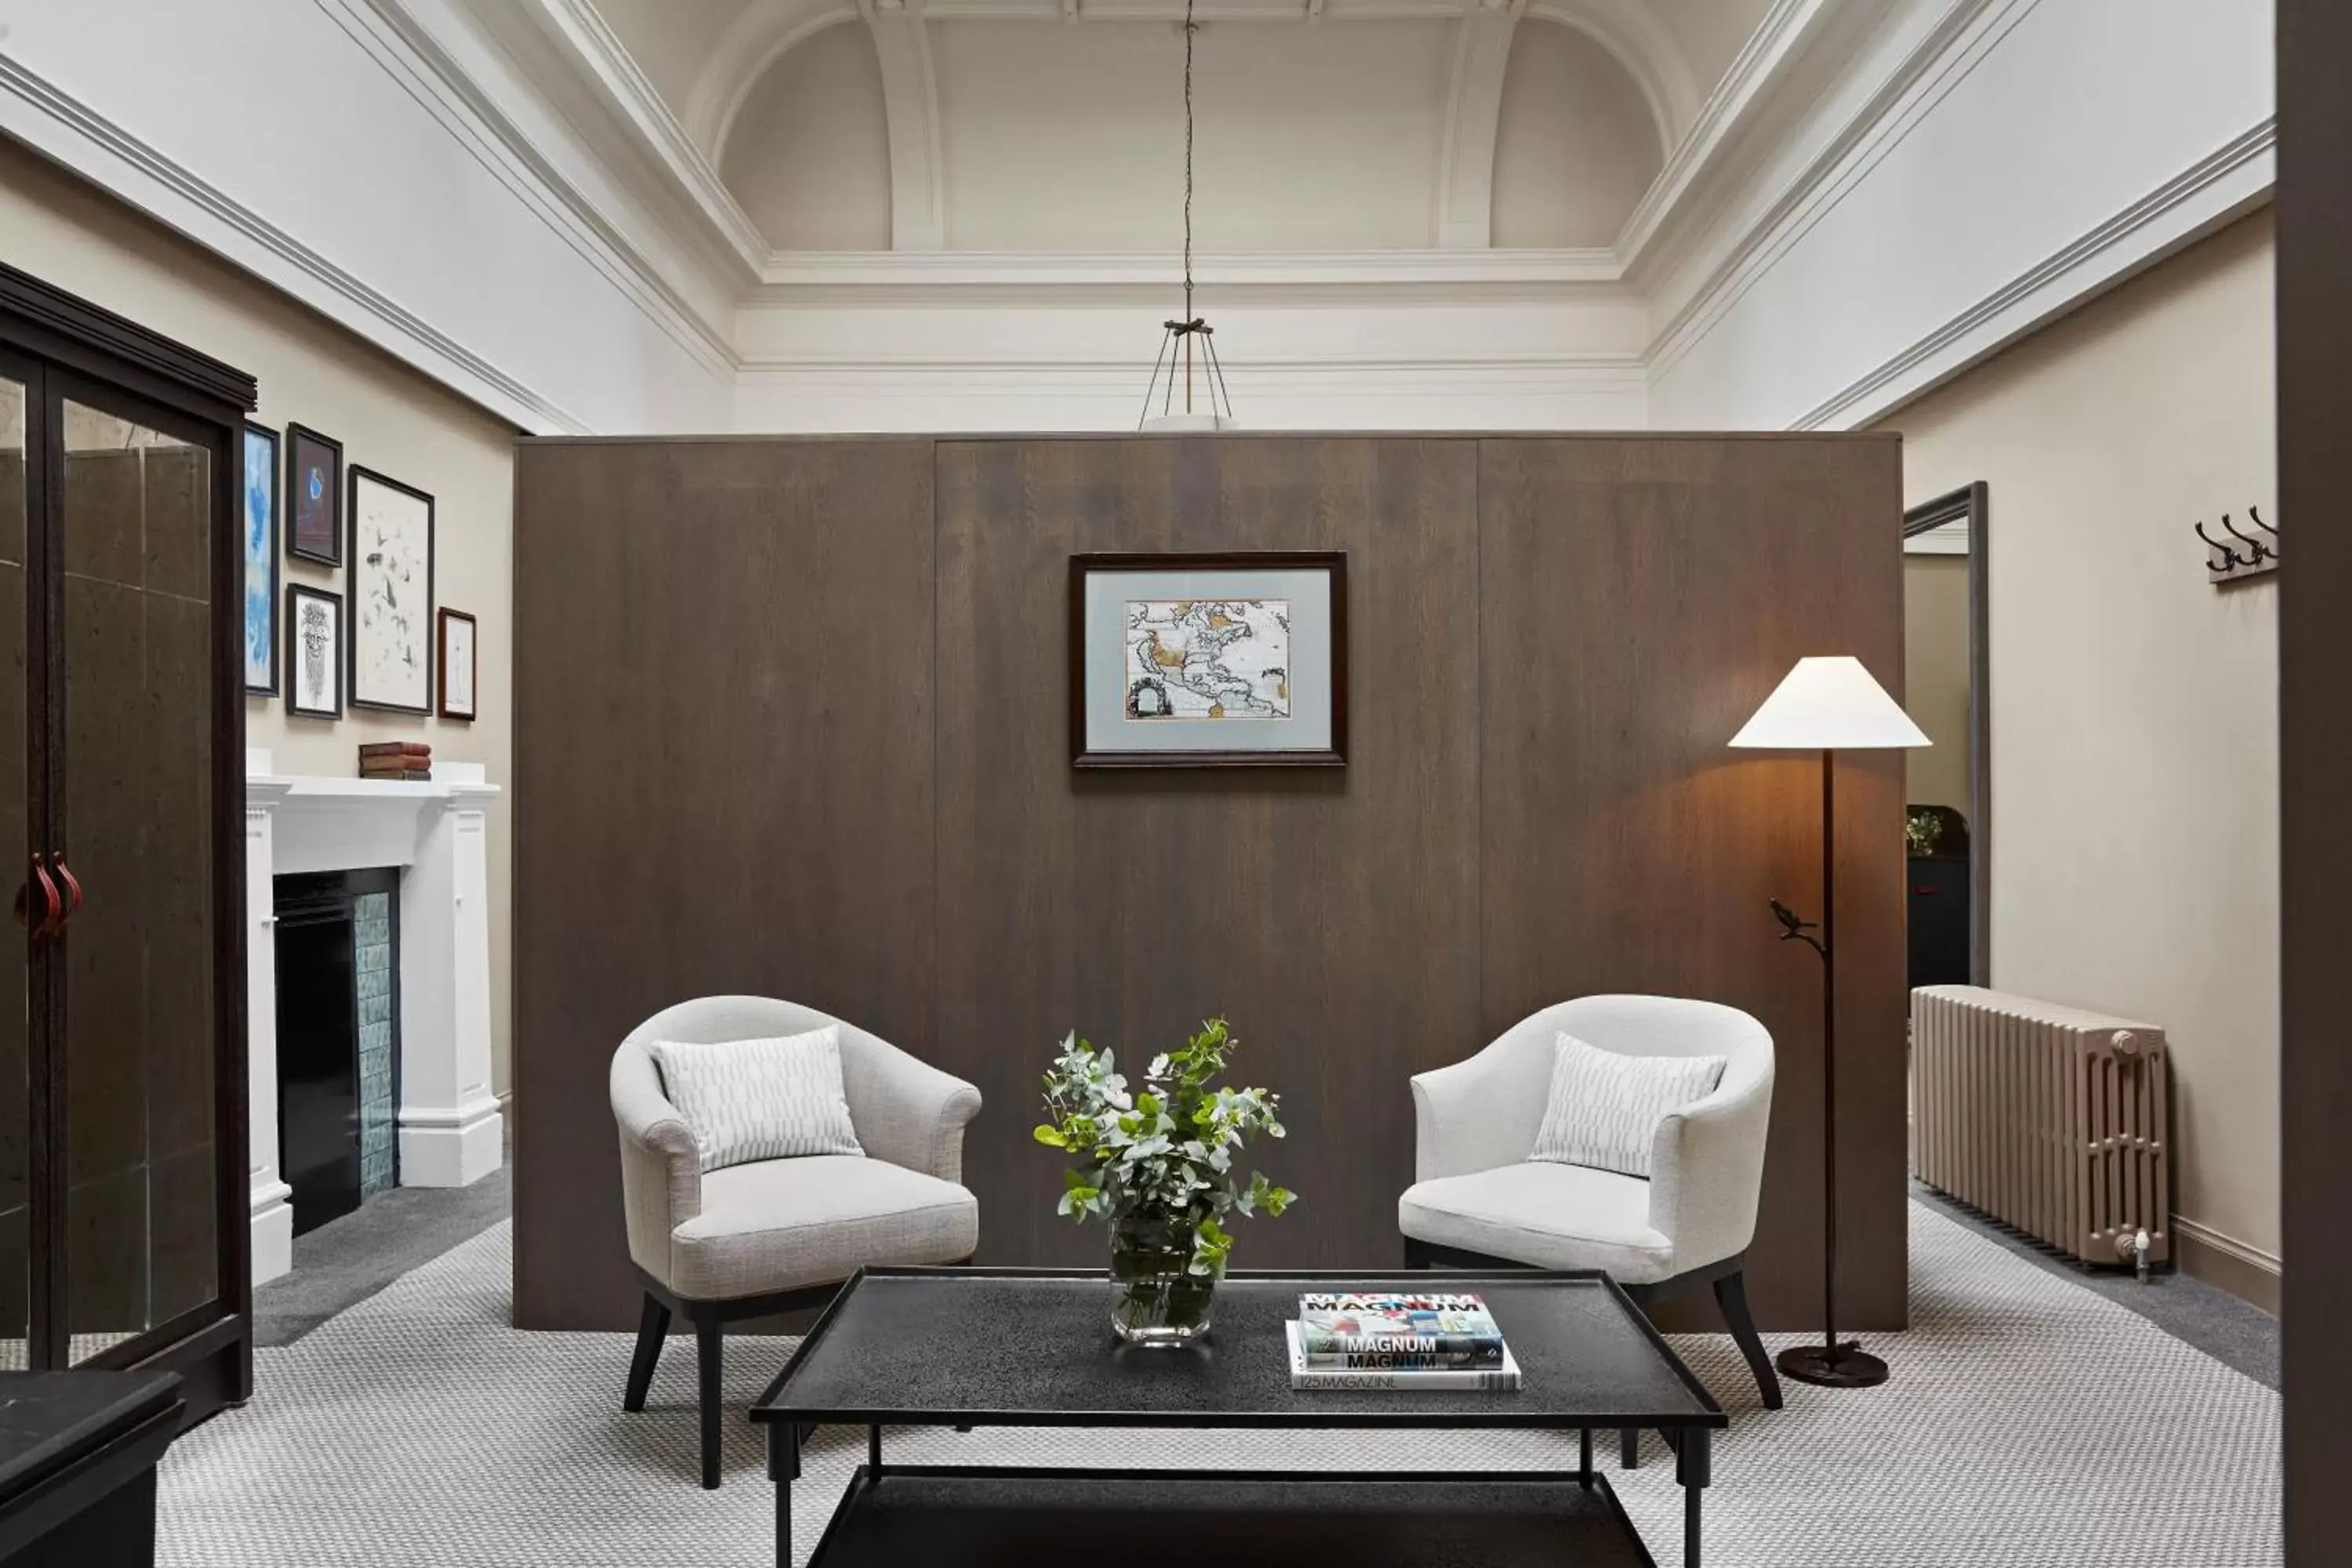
158;1203;2280;1566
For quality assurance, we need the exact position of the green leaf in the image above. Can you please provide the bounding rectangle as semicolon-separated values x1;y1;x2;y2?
1033;1124;1067;1148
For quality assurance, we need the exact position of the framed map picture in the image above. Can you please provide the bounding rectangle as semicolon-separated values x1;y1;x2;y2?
242;421;280;694
437;607;477;720
285;422;342;565
285;584;343;719
1069;551;1346;768
348;466;434;713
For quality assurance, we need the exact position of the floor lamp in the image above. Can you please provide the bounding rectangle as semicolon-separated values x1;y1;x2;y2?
1730;655;1929;1389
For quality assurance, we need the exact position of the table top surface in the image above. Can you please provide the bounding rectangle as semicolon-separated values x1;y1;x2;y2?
753;1267;1722;1428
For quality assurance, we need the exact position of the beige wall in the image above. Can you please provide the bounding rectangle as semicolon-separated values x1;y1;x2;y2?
1903;553;1972;812
1885;209;2278;1295
0;140;518;1098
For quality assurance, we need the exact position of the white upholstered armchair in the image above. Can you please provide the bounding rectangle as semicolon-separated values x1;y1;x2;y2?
1399;995;1780;1428
612;996;982;1488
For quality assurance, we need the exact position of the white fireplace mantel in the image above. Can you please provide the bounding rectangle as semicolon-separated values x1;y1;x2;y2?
245;749;503;1286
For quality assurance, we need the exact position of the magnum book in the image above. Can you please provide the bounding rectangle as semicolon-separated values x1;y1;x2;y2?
1297;1292;1504;1368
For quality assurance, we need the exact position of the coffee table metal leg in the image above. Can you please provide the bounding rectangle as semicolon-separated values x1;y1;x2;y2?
869;1423;883;1478
1675;1425;1711;1568
768;1422;797;1568
1578;1427;1592;1487
1620;1428;1640;1469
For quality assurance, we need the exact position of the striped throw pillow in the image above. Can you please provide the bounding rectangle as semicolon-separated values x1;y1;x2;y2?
649;1025;865;1173
1527;1033;1726;1179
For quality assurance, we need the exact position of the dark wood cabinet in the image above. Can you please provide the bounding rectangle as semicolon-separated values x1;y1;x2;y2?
0;264;255;1421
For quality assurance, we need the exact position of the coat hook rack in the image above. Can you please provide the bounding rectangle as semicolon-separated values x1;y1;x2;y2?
2198;506;2279;586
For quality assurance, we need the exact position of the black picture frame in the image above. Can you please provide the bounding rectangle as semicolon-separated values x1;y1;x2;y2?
241;420;280;695
437;606;477;721
285;583;345;719
285;422;342;566
1069;550;1348;769
347;465;435;716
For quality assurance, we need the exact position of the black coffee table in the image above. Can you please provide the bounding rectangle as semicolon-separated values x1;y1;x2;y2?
751;1266;1726;1568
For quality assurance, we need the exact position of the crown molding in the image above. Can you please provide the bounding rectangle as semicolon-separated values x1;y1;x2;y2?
1611;0;1830;273
519;0;772;276
1642;0;2024;379
0;47;594;435
331;0;740;379
753;247;1628;299
1791;118;2274;430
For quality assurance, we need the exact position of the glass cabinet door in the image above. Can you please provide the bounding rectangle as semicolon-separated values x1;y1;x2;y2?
57;395;216;1362
0;370;26;1370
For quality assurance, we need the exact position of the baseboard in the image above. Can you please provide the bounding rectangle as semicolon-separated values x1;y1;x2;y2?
2173;1216;2281;1314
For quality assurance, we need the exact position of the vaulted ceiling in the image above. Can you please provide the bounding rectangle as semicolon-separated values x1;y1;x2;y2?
582;0;1775;253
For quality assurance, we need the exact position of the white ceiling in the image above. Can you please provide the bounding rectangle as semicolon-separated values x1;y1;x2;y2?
590;0;1769;253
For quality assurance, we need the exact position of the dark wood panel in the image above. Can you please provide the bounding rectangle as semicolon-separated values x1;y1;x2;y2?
934;437;1483;1273
514;433;1907;1334
1476;437;1907;1332
2279;0;2343;1555
513;440;936;1330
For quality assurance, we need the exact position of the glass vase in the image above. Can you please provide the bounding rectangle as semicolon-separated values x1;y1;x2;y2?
1108;1211;1221;1346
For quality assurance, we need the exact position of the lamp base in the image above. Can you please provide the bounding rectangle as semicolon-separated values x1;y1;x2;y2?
1776;1341;1889;1388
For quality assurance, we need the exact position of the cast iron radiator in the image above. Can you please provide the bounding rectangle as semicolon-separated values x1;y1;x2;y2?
1912;985;2170;1267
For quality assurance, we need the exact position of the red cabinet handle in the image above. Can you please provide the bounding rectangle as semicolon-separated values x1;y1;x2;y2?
51;857;81;931
28;858;59;942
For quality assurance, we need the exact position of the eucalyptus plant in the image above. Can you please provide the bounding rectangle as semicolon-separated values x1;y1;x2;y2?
1034;1018;1296;1277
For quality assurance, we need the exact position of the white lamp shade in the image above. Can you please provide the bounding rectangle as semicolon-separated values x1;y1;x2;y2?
1729;656;1931;750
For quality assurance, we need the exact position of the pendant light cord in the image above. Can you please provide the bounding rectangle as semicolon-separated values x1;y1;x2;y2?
1181;0;1196;326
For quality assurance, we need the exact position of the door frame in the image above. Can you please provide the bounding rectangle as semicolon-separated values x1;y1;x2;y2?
1902;481;1990;988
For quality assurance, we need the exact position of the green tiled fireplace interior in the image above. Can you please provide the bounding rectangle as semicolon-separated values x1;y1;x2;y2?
354;891;396;1200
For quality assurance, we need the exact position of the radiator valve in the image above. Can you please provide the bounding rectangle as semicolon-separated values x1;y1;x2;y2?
2115;1227;2153;1283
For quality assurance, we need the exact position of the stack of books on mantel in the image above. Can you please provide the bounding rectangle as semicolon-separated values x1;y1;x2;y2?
1286;1292;1521;1392
358;742;432;782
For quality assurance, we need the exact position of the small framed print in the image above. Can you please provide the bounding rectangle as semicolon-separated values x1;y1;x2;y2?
285;585;344;719
348;466;435;715
1069;550;1347;768
242;421;280;694
437;608;477;720
285;423;343;566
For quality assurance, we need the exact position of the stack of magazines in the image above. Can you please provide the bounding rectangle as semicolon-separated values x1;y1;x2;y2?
1285;1291;1521;1391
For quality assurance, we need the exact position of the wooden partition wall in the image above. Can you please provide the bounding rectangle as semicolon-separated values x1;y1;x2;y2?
513;434;1907;1335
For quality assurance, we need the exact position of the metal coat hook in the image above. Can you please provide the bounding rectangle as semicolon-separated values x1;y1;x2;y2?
2194;520;2244;571
2200;506;2280;586
2220;512;2273;564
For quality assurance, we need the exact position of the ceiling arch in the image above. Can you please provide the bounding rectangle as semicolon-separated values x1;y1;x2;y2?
682;0;864;160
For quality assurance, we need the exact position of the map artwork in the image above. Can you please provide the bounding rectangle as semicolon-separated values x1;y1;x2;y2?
1123;598;1291;721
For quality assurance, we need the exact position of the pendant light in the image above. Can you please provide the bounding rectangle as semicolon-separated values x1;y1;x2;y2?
1138;0;1236;430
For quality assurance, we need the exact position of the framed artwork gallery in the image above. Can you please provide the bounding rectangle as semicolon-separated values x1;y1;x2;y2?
242;420;278;695
285;421;342;566
285;583;343;719
1068;550;1347;768
348;466;436;714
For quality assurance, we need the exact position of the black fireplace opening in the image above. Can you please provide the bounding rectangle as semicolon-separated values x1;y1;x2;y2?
274;869;401;1237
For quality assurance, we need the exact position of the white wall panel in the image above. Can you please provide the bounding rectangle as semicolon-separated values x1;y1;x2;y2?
1649;0;2274;431
0;0;735;434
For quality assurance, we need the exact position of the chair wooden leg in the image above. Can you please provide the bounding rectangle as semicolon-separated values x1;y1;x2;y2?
624;1293;670;1414
1403;1236;1431;1270
697;1319;723;1490
1713;1268;1784;1410
1621;1428;1641;1469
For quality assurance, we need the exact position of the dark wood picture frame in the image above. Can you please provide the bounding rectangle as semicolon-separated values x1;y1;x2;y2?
285;583;345;719
241;420;280;695
437;606;477;720
346;465;435;716
1902;482;1990;986
284;422;342;566
1069;550;1348;769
